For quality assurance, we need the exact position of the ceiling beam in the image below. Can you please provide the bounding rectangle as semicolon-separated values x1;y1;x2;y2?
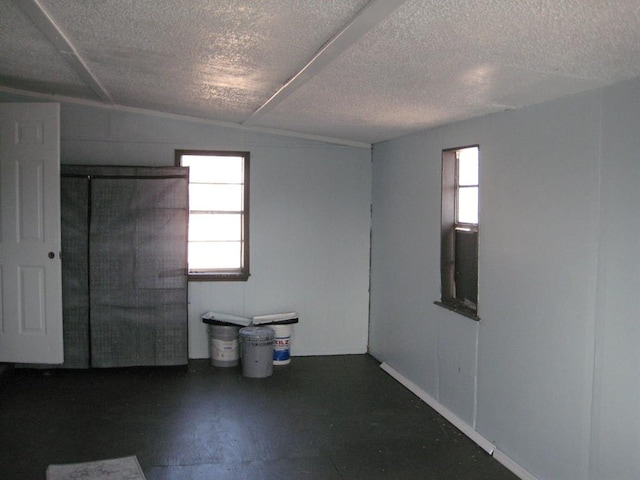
243;0;406;127
13;0;114;104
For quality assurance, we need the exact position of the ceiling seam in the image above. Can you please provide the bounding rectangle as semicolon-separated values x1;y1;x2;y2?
13;0;114;104
242;0;407;127
0;85;371;149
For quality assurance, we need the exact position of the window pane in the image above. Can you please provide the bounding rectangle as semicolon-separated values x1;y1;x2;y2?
458;147;478;186
189;214;241;241
189;184;243;211
457;186;478;224
182;156;244;184
188;241;242;270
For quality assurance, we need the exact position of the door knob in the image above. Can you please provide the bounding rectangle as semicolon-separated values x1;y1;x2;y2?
48;252;55;259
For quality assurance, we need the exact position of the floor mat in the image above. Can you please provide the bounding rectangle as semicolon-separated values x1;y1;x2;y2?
46;455;146;480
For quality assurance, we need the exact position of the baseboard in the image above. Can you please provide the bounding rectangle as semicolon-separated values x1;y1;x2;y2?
293;347;369;356
492;449;538;480
379;362;537;480
189;348;369;360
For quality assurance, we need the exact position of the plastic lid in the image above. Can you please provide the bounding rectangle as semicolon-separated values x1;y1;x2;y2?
208;324;240;331
252;312;299;325
239;326;275;340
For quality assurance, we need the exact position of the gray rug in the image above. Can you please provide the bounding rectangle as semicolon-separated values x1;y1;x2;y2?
46;455;146;480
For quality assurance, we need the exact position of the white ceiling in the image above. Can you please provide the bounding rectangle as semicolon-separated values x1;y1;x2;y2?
2;0;640;146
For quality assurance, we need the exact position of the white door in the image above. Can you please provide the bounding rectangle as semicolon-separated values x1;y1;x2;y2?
0;103;63;364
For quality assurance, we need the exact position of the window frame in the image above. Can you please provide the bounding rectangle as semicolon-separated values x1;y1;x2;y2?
175;149;250;282
435;145;480;320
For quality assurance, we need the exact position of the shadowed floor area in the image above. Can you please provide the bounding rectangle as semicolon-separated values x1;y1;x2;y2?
0;355;519;479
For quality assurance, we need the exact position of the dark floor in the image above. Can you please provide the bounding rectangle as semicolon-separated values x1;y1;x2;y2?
0;355;519;480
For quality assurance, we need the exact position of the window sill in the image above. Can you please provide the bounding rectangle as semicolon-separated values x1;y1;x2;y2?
434;301;480;321
188;272;250;282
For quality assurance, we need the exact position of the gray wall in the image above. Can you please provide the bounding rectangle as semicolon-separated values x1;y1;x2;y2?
591;77;640;479
59;104;372;359
369;77;640;479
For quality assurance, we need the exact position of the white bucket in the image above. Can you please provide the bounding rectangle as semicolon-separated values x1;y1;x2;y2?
208;325;240;367
270;324;293;365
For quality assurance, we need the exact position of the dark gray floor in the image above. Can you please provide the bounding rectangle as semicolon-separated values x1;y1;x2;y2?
0;355;519;480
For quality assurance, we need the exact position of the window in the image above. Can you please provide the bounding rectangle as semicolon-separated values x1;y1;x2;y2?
437;145;479;319
176;150;249;281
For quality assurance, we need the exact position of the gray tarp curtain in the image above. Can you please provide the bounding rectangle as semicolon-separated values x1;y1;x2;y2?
61;165;189;368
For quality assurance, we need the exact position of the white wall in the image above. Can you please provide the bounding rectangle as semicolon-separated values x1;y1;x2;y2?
59;104;372;359
370;76;640;480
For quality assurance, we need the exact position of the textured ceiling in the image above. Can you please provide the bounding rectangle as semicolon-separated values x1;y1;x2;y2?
2;0;640;146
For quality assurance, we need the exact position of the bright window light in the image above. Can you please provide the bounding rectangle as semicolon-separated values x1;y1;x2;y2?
456;147;479;225
176;151;249;279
